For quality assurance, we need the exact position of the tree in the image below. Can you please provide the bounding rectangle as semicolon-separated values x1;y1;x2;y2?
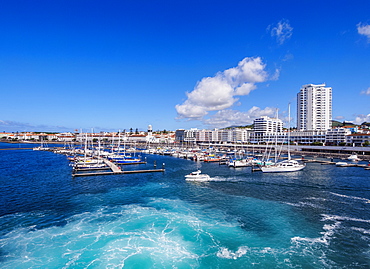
311;142;323;146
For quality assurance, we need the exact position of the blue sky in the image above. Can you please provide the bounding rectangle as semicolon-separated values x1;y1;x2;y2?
0;0;369;132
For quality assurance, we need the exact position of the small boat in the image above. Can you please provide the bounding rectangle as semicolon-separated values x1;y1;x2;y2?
348;154;361;162
336;161;349;167
185;170;211;181
203;156;221;162
73;163;108;169
228;158;254;167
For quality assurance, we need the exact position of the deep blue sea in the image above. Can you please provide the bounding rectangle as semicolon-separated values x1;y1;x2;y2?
1;142;370;268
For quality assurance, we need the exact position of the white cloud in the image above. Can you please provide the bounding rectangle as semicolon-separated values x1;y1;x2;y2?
282;53;294;62
0;120;73;132
335;116;345;120
357;23;370;41
203;106;276;128
176;57;268;120
353;114;370;124
271;68;281;81
360;87;370;95
268;19;293;45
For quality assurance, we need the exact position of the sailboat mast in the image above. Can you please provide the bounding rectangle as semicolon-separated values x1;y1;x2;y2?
274;109;279;163
288;103;291;160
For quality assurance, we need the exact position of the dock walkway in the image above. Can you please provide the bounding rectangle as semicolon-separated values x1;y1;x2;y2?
72;158;165;177
102;158;121;172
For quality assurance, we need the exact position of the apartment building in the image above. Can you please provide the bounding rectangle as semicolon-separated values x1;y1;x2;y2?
297;83;332;131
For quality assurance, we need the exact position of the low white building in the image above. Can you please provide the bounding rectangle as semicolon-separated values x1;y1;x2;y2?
177;128;253;144
325;128;351;145
251;116;283;142
346;132;370;147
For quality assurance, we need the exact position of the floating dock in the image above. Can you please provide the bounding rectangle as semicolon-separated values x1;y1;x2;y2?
303;159;370;169
72;158;165;177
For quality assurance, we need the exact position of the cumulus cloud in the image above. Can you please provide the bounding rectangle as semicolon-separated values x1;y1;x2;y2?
176;57;268;120
268;19;293;45
360;87;370;95
353;114;370;124
357;23;370;41
203;106;277;128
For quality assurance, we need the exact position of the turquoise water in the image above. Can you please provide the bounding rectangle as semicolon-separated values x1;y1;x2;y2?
1;142;370;268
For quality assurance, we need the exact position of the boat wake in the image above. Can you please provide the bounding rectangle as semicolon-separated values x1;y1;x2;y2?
185;175;245;183
216;246;249;259
329;192;370;203
0;196;340;268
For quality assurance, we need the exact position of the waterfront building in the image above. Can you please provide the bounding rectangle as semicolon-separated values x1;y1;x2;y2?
56;132;75;142
177;128;252;144
297;83;332;131
289;130;326;145
251;116;283;143
175;129;185;143
183;128;198;143
346;132;370;147
325;128;351;146
0;132;12;139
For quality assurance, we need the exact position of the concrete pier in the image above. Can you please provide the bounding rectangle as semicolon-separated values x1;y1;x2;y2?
102;158;121;172
72;158;165;177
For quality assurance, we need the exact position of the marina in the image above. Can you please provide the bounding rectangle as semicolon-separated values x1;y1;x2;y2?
1;141;370;268
1;1;370;268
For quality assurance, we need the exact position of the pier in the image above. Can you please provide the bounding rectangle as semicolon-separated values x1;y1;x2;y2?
72;158;165;177
301;158;370;169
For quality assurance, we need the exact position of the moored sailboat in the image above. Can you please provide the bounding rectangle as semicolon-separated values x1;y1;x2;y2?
260;104;305;173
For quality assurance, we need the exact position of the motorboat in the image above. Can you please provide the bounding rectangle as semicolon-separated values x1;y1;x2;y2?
336;161;349;167
185;170;211;181
348;154;361;162
203;156;221;162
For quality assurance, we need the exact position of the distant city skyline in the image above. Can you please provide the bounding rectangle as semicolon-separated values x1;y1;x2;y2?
0;0;369;133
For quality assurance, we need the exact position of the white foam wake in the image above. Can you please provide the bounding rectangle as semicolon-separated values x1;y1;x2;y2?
321;214;370;224
329;192;370;203
216;246;249;259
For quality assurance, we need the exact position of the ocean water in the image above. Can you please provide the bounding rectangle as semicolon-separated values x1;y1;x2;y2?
1;142;370;268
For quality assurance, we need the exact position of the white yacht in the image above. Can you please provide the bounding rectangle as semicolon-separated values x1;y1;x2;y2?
260;104;306;173
260;159;305;173
185;170;211;181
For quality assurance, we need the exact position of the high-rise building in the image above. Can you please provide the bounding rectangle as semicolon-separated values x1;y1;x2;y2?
297;83;332;131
